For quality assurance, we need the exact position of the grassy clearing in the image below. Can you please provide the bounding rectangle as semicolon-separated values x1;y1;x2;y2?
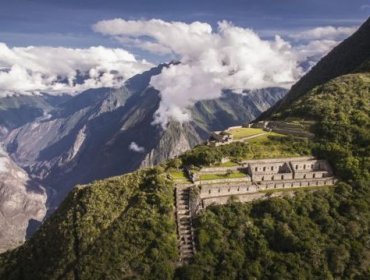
243;134;312;159
169;170;190;182
199;171;248;181
228;128;265;139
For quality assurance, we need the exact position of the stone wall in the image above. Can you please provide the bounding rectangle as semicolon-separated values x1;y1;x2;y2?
199;182;254;198
198;166;244;174
249;161;291;173
294;171;329;179
257;177;336;190
195;176;251;186
199;177;336;200
202;193;267;207
290;159;329;172
241;156;314;165
252;172;294;181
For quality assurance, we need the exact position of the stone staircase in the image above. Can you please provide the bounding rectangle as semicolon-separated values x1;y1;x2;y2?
176;186;196;264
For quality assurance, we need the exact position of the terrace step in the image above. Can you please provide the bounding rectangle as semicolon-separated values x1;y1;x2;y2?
175;187;196;264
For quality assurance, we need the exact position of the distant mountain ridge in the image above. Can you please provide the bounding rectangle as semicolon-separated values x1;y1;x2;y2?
259;17;370;120
0;63;285;252
4;66;285;207
0;17;369;279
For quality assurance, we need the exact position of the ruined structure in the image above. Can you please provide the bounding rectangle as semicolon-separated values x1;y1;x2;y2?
207;131;233;146
175;156;337;264
194;157;335;208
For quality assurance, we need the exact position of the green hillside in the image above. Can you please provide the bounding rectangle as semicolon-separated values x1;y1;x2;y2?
0;169;178;280
259;17;370;120
0;17;369;280
176;66;370;280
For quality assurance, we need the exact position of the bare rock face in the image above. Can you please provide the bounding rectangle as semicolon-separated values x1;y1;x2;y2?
0;65;286;252
0;147;46;253
141;121;203;167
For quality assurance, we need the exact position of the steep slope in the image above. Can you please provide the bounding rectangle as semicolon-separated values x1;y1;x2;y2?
4;66;285;209
0;147;46;253
259;16;370;119
0;167;178;279
0;94;70;138
178;66;370;280
1;66;368;278
0;17;369;278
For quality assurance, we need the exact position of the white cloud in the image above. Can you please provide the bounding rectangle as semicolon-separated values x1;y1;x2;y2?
291;26;356;41
129;142;145;153
0;43;153;97
295;39;339;62
94;19;301;128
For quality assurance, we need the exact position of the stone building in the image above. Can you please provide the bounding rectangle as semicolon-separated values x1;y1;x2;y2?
248;161;293;181
191;157;337;208
248;158;333;182
290;159;332;179
209;132;233;143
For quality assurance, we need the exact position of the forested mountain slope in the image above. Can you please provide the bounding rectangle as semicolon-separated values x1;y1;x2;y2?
259;16;370;119
0;16;369;280
177;57;370;280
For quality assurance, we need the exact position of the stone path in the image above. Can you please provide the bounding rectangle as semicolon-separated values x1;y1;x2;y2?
175;186;196;264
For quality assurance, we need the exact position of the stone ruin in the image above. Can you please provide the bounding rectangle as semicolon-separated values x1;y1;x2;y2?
174;156;337;264
195;157;335;209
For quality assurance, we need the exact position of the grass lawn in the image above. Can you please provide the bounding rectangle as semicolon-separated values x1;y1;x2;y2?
243;133;312;159
169;170;190;182
199;171;248;181
228;128;265;139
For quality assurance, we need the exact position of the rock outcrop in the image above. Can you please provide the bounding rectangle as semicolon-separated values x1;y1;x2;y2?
0;147;46;253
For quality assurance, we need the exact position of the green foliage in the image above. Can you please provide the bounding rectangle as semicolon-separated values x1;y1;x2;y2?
0;168;178;280
178;71;370;279
198;170;247;180
228;127;264;139
180;142;250;167
277;73;370;181
180;136;312;168
1;42;369;279
179;182;370;279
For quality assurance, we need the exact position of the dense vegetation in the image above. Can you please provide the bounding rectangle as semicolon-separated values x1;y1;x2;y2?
0;17;369;280
260;17;370;118
177;182;369;279
0;168;178;280
179;135;311;168
177;66;370;279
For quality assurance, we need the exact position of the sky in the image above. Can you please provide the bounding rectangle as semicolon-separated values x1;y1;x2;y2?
0;0;368;48
0;0;369;126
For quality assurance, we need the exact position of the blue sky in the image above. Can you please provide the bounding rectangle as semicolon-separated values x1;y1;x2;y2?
0;0;369;118
1;0;369;48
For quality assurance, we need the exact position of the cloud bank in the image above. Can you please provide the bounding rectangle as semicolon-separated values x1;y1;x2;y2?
94;19;358;127
291;26;356;41
94;19;302;127
1;19;357;129
129;142;145;153
0;43;152;97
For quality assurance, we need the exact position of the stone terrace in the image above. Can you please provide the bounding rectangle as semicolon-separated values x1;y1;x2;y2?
174;156;337;264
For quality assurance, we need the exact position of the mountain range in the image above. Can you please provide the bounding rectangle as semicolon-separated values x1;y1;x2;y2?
0;16;368;279
0;64;285;252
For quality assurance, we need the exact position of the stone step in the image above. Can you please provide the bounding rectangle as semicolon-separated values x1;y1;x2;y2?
177;210;190;215
175;187;195;265
179;225;191;230
181;248;194;254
